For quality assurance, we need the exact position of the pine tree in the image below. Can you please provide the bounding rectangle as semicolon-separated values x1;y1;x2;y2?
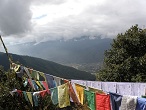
97;25;146;82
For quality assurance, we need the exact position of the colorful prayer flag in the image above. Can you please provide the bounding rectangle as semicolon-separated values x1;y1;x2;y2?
58;83;70;108
69;82;80;104
42;81;50;94
75;84;84;104
50;87;58;105
26;92;33;106
84;89;95;110
36;81;43;90
96;93;111;110
23;91;29;101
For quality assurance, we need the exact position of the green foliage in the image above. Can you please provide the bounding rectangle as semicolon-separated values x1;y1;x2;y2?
0;68;22;110
0;67;56;110
97;25;146;82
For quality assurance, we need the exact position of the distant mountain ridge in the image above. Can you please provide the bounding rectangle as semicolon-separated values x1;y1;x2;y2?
0;52;95;80
7;37;113;64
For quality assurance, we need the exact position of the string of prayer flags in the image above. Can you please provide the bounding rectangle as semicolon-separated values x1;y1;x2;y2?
96;93;111;110
50;87;58;105
75;84;84;104
58;83;70;108
84;90;95;110
26;92;33;106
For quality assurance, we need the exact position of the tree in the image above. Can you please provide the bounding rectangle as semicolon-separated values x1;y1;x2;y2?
0;66;56;110
97;25;146;82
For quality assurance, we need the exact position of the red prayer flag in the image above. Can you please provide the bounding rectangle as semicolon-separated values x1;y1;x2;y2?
42;81;50;94
17;90;22;97
96;93;111;110
40;90;47;97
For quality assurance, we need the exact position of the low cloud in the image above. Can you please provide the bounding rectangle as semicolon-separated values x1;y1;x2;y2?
0;0;146;44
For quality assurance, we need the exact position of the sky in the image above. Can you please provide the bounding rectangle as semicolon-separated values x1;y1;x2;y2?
0;0;146;46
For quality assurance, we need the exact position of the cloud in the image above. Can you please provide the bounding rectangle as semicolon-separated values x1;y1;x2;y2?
1;0;146;45
29;0;146;44
0;0;32;36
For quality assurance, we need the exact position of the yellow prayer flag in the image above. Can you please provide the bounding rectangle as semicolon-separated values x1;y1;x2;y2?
26;92;33;106
75;84;84;104
58;83;70;108
36;81;43;90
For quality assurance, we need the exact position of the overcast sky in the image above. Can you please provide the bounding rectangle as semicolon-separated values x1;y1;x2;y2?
0;0;146;46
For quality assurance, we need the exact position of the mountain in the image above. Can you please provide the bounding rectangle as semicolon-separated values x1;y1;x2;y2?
0;52;95;80
7;37;113;64
5;37;113;73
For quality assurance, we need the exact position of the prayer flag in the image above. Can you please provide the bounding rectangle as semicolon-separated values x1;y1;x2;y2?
58;83;70;108
96;93;111;110
69;82;80;104
84;89;95;110
26;92;33;106
50;87;58;105
36;81;43;90
45;74;56;88
33;95;38;107
42;81;50;94
39;72;46;81
23;91;29;101
75;84;84;104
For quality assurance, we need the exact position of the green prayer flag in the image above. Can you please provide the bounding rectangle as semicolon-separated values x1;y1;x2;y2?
84;90;95;110
23;91;29;101
31;70;39;80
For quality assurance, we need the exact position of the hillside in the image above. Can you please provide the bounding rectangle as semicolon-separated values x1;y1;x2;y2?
0;52;95;80
6;37;112;73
